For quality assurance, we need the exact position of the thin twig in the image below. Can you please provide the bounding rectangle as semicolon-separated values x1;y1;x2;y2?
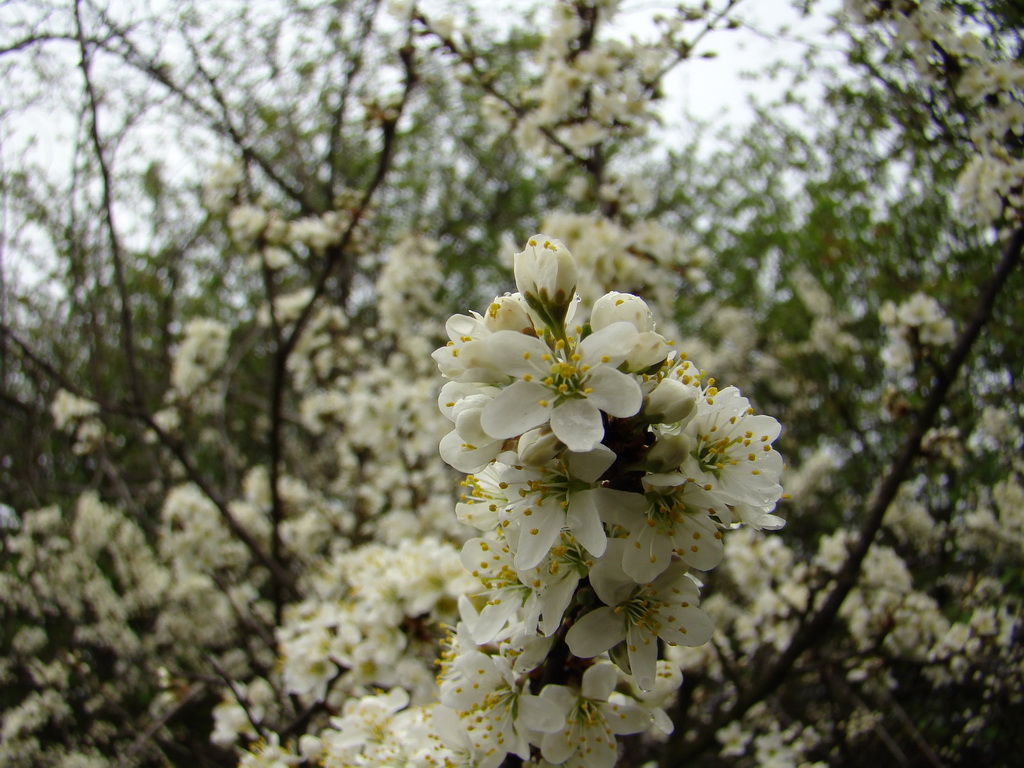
87;6;313;211
207;656;269;742
74;0;144;408
883;687;947;768
326;0;382;199
119;680;207;767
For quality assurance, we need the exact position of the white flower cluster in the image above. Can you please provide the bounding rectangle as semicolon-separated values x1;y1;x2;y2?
500;1;667;162
846;0;1024;227
956;469;1024;565
211;173;372;284
422;0;690;179
968;405;1023;454
50;389;105;455
161;484;252;577
879;291;955;376
430;234;786;764
202;159;244;214
170;318;230;399
271;536;472;712
671;494;1023;764
296;340;463;545
538;211;709;319
50;389;99;430
375;234;444;341
790;266;861;361
227;536;475;765
226;201;359;255
717;713;825;767
0;495;173;764
283;300;348;388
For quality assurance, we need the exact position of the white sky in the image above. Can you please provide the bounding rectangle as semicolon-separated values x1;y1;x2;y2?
631;0;846;141
667;0;843;121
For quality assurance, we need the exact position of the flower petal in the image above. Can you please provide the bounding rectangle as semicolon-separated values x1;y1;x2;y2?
541;729;576;765
566;607;624;658
658;604;715;648
674;513;724;572
603;696;653;735
538;573;578;636
566;443;616;482
481;381;552;439
589;539;641;606
581;662;618;701
565;489;607;557
626;626;659;692
438;381;486;421
439;429;501;474
514;505;565;571
518;692;567;733
585;367;642;418
454;403;494;446
622;524;673;583
579;321;638;368
550;398;604;452
486;330;550;377
472;594;523;645
594;489;648;528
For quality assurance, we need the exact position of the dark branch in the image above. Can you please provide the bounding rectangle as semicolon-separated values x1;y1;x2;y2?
667;225;1024;762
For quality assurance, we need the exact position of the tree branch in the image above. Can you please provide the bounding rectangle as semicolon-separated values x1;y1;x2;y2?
177;27;318;213
0;322;299;600
667;225;1024;762
85;7;314;212
261;29;419;620
326;0;382;199
74;0;144;408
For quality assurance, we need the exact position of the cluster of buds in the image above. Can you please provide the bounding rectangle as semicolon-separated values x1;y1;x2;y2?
431;235;785;766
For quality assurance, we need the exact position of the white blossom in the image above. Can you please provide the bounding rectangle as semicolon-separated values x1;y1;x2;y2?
479;321;642;452
538;663;650;768
566;541;714;691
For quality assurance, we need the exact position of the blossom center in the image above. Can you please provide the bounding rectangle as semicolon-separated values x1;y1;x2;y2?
692;433;742;478
616;590;662;637
643;491;687;535
540;346;592;402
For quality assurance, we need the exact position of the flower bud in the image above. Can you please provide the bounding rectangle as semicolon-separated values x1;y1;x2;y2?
591;291;655;333
517;425;562;465
483;293;536;335
645;433;693;472
644;378;698;425
514;234;578;326
453;396;493;446
625;331;670;372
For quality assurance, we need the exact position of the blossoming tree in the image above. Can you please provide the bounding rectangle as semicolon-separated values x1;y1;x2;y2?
1;0;1022;767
